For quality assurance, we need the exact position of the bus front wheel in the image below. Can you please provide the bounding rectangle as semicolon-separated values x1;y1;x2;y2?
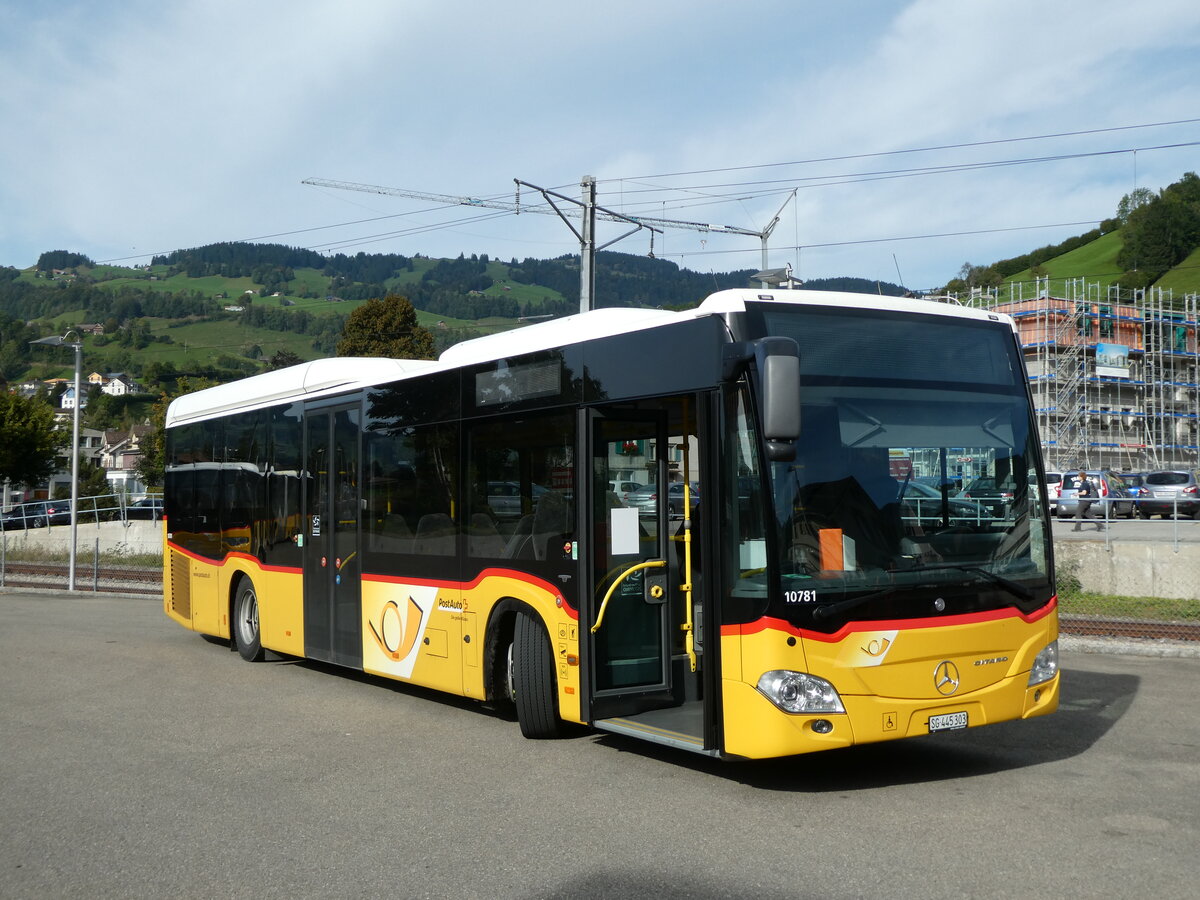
512;609;560;739
233;580;265;662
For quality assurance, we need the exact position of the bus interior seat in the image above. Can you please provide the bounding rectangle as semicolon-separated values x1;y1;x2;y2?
413;513;455;556
532;491;570;560
372;513;413;554
468;513;506;557
502;515;534;558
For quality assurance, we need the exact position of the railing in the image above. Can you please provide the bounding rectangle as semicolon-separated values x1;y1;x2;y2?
0;493;163;593
0;492;162;529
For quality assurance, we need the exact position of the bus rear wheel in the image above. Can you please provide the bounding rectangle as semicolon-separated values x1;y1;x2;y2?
512;609;560;739
233;580;265;662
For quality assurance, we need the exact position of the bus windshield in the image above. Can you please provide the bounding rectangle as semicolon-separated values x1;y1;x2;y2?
745;302;1053;629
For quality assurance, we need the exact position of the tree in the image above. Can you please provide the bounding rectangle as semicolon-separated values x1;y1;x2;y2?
52;459;109;500
336;293;435;360
136;376;217;488
265;348;303;370
1116;187;1154;224
0;391;67;488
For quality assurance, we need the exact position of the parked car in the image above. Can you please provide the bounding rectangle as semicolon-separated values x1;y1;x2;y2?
486;481;547;519
1120;472;1149;505
1136;470;1200;519
1;500;67;530
900;481;992;526
956;476;1017;517
126;497;164;520
607;481;644;504
1056;470;1136;519
625;482;699;518
666;482;700;517
1040;471;1064;513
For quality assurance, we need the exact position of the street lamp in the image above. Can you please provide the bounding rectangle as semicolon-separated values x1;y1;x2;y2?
30;332;83;591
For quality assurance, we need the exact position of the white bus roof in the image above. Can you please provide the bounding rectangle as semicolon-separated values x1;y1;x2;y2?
165;357;438;428
166;289;1012;427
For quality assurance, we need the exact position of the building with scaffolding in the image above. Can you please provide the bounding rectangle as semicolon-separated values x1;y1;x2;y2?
959;278;1199;472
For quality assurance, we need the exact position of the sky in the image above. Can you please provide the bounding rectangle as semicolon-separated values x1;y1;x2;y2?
3;0;1200;292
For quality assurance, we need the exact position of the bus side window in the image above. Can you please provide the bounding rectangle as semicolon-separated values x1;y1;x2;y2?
466;413;575;561
364;423;458;560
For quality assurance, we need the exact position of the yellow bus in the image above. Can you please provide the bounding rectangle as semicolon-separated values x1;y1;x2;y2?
163;288;1059;759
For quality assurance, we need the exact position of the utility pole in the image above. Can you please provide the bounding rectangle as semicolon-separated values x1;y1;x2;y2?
513;177;656;314
303;176;798;310
580;176;596;315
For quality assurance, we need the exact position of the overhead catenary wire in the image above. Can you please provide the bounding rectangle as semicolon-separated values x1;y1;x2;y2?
605;116;1200;183
93;117;1200;264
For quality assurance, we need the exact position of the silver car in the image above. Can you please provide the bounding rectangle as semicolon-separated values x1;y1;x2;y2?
1137;470;1200;519
1056;470;1136;519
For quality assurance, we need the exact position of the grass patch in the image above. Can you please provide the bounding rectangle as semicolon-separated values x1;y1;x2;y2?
3;543;162;569
1005;229;1125;290
1153;244;1200;294
1058;590;1200;622
1055;556;1197;622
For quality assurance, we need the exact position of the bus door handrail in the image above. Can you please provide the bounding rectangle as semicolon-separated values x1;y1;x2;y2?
591;559;666;634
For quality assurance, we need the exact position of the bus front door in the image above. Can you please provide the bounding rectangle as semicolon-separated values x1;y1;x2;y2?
303;404;363;669
588;406;699;733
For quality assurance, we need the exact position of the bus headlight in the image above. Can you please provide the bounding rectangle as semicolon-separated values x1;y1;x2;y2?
756;670;845;714
1028;640;1059;686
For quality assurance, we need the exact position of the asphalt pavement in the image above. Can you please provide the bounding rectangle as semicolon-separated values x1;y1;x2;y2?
2;590;1198;899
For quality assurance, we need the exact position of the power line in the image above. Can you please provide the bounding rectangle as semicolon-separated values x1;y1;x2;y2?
607;116;1200;182
605;141;1200;201
656;219;1105;259
296;140;1200;254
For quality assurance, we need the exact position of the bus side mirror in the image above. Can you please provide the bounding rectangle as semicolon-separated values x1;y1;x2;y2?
755;337;801;462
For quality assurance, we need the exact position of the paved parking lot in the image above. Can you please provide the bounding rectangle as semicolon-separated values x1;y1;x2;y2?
2;590;1198;899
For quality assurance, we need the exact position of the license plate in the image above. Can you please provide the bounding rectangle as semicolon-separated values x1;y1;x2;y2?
928;711;968;732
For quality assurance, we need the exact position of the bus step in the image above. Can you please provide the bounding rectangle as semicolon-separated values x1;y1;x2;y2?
593;714;716;757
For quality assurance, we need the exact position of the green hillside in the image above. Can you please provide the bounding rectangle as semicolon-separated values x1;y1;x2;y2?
1153;245;1200;293
1004;229;1125;290
971;171;1200;300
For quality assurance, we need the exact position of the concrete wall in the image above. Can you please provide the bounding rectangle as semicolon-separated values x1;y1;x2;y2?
0;520;163;557
1054;539;1200;600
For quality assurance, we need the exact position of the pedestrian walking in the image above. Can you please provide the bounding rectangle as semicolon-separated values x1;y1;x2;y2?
1070;469;1098;531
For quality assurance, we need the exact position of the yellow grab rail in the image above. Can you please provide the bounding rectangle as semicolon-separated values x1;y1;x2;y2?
590;559;666;634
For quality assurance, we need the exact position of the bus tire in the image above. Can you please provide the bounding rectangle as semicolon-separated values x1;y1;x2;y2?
233;579;265;662
512;609;560;739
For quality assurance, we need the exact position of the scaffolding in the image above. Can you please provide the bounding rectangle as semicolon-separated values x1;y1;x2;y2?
961;280;1199;473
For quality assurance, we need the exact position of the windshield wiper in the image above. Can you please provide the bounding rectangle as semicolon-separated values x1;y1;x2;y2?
914;564;1035;602
811;587;899;622
810;565;1033;623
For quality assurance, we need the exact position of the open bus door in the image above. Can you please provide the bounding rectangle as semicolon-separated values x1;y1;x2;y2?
587;400;707;752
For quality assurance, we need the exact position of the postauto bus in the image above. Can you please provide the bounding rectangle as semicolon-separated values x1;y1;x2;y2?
163;289;1059;759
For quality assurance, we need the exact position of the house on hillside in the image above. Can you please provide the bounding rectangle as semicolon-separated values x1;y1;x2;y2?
46;427;105;499
100;373;142;396
60;387;87;411
100;424;153;497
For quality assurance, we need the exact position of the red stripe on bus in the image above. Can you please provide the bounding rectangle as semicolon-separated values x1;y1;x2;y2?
165;542;303;575
168;544;578;619
721;596;1058;641
363;567;579;619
